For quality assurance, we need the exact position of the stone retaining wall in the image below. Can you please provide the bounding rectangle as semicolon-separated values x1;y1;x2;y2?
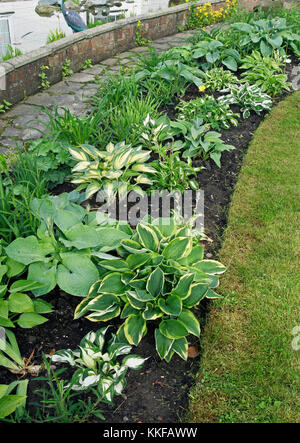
0;0;227;105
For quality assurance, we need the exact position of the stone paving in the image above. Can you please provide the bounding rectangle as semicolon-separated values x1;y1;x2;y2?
0;30;299;154
0;31;197;153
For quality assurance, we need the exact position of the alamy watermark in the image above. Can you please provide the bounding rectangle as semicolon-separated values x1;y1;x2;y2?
0;66;6;90
95;189;204;230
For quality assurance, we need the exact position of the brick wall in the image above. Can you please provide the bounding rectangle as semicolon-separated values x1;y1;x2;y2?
0;1;227;105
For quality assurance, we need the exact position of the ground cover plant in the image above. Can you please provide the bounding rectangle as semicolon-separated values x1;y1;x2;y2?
0;2;299;423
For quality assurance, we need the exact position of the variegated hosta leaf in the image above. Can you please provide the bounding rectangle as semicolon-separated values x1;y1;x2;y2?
51;350;76;366
122;354;147;369
70;369;101;391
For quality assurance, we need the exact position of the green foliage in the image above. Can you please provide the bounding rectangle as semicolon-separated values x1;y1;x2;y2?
69;142;155;200
0;257;53;329
81;59;93;70
28;137;75;189
0;328;25;372
38;66;50;90
34;106;103;145
177;95;240;130
219;83;273;119
51;327;146;400
46;29;66;44
0;152;47;244
230;17;300;57
74;217;226;362
240;51;291;96
0;100;12;114
1;45;22;62
0;380;28;421
62;59;73;79
203;67;239;91
135;20;151;47
191;39;241;71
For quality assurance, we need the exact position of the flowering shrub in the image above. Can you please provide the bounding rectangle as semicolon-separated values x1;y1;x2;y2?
186;0;238;30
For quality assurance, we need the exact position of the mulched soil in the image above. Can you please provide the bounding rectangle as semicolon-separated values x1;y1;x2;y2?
0;58;296;424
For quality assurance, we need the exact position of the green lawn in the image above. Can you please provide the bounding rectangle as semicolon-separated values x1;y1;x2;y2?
188;91;300;423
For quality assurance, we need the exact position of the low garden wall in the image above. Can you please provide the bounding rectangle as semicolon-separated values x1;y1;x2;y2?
0;0;228;105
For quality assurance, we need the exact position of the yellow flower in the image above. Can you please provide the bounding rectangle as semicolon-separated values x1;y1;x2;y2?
198;85;206;92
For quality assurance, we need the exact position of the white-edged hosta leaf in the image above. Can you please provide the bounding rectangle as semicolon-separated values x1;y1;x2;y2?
122;354;146;369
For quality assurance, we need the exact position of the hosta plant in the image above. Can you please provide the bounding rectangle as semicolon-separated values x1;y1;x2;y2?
191;39;241;71
4;192;132;298
74;218;226;362
51;327;146;403
176;95;240;130
69;142;156;201
219;83;273;119
203;67;239;92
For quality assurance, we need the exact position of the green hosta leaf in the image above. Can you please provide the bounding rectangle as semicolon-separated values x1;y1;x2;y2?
162;237;191;260
16;312;48;328
9;280;44;294
137;224;159;252
0;395;26;419
158;294;182;316
183;283;209;308
143;303;163;320
86;305;120;322
0;300;8;318
98;259;129;272
57;253;99;297
177;309;200;337
152;217;176;239
54;208;85;232
62;224;102;250
126;293;146;310
0;316;14;328
27;262;57;297
121;303;140;319
124;313;147;346
222;56;237;71
5;236;54;266
85;293;119;314
128;290;155;302
172;274;194;299
185;245;205;265
0;265;7;282
205;289;223;299
7;293;34;314
155;328;174;360
126;253;151;270
194;260;226;275
159;319;188;340
32;299;53;314
97;228;130;252
121;239;146;254
99;273;126;295
171;337;188;361
146;267;164;298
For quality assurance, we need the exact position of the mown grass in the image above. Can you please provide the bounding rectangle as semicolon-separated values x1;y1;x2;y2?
188;91;300;423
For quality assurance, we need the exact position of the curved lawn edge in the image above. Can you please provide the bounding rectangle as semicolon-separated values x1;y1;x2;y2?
188;91;300;423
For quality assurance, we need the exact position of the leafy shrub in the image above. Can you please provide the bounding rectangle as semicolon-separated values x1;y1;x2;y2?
46;29;66;44
219;83;273;119
74;217;226;362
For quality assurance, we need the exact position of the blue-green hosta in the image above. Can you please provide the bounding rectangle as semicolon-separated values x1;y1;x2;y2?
74;218;226;362
51;327;146;403
69;142;156;201
4;192;132;298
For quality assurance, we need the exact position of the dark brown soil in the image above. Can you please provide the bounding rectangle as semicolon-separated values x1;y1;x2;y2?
0;60;296;424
